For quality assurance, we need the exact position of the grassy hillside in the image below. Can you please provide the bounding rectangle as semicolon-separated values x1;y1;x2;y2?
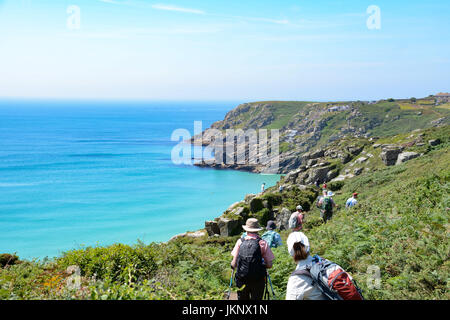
1;126;448;300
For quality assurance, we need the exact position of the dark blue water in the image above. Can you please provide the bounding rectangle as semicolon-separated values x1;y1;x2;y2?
0;100;280;259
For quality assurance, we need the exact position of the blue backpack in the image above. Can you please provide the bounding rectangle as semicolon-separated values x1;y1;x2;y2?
261;231;278;248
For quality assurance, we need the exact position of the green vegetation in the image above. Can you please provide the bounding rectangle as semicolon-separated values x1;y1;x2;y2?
0;125;449;300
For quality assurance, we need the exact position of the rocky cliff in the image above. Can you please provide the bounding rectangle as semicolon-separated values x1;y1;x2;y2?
193;98;450;174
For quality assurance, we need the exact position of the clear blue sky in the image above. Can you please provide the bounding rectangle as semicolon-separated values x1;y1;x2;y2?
0;0;449;101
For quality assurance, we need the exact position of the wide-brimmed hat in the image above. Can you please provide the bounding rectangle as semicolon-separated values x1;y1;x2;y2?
242;218;263;232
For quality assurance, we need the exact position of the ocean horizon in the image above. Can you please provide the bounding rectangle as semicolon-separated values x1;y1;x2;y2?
0;100;281;260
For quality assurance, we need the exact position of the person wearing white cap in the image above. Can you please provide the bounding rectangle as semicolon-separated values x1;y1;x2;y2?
285;232;327;300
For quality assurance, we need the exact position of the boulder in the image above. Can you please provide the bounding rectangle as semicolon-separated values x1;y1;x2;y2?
218;217;243;237
284;169;301;184
380;146;403;166
355;156;368;164
428;139;441;146
275;208;292;231
347;145;364;156
170;230;207;241
205;220;220;236
305;165;334;184
302;149;324;160
338;152;352;164
231;206;248;218
396;152;420;165
354;167;363;175
332;173;355;182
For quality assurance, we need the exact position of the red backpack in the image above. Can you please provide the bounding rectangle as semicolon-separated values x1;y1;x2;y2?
292;255;364;300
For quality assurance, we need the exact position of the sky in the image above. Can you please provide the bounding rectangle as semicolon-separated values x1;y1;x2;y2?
0;0;449;101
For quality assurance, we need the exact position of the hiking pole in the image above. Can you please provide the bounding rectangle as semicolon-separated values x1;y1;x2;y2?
267;272;276;297
226;269;234;300
264;274;270;300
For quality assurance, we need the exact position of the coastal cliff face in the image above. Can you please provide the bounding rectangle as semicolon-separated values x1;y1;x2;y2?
189;98;450;240
201;125;449;239
194;98;450;174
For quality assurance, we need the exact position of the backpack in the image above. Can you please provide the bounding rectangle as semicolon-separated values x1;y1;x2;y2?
322;196;333;214
288;212;303;229
291;255;364;300
235;238;266;282
261;231;277;248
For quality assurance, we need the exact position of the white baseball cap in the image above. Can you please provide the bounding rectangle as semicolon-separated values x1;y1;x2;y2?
287;231;310;257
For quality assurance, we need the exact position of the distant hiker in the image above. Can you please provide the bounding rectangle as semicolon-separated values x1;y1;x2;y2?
346;193;358;208
261;220;283;248
316;189;328;209
322;183;327;190
231;218;275;300
285;232;327;300
288;205;305;231
279;185;284;193
315;180;320;188
318;191;337;223
261;183;266;193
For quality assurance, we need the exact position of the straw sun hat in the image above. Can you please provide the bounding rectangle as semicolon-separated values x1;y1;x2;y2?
242;218;263;233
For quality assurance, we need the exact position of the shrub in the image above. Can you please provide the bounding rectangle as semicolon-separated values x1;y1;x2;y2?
249;197;264;213
327;180;345;191
0;254;20;267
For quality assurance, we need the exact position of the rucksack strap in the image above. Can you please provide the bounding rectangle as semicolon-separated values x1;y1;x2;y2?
290;268;312;278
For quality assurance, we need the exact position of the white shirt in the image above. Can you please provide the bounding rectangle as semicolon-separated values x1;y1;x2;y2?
285;255;327;300
346;197;358;208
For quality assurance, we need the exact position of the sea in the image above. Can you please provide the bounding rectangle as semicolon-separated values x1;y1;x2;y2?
0;100;281;260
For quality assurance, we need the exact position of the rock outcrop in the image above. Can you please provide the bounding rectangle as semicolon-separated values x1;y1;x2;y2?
380;146;403;166
396;152;420;165
275;207;292;231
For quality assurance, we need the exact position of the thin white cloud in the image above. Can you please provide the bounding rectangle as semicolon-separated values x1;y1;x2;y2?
97;1;286;25
97;0;126;4
151;4;205;15
240;16;289;25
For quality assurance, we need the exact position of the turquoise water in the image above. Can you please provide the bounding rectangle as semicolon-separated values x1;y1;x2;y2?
0;100;280;259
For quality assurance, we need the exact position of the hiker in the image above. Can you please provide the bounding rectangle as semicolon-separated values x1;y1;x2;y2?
261;183;266;193
279;185;284;193
286;232;364;300
231;218;275;300
289;205;305;231
285;232;327;300
316;189;327;209
318;190;337;223
346;192;358;208
261;220;283;248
